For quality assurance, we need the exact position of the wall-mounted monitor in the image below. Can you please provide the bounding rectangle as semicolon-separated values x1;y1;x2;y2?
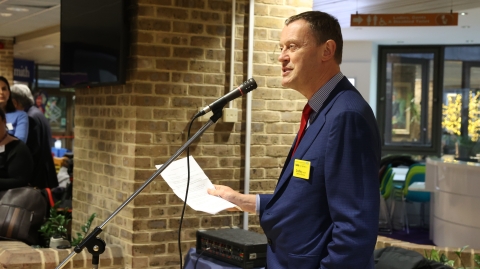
60;0;129;88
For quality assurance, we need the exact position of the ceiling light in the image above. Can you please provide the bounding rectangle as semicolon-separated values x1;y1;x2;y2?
6;7;29;12
44;45;55;49
461;26;470;28
460;12;468;16
0;13;12;17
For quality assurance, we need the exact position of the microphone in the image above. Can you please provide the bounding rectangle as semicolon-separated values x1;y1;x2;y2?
194;78;257;118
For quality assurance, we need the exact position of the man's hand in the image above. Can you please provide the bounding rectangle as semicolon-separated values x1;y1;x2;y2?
207;184;257;213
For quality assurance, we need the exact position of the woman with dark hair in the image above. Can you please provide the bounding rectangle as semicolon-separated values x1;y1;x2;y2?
0;76;29;142
0;108;33;191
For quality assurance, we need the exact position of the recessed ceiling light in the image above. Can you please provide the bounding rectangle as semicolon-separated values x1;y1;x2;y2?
0;13;12;17
6;7;29;12
460;12;468;16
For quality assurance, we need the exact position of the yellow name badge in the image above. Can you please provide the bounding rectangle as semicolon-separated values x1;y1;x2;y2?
293;159;311;180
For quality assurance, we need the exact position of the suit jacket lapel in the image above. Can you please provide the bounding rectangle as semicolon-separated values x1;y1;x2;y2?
272;78;354;197
273;111;326;195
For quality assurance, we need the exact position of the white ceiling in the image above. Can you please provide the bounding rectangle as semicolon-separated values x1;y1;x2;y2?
0;0;60;65
0;0;480;65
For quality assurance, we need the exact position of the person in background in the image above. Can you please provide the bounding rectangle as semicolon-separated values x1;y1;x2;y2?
208;11;381;268
10;84;58;189
0;76;29;143
0;108;33;191
35;94;46;114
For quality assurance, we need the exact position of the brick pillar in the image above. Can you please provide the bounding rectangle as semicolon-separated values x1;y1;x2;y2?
245;2;313;231
73;0;313;268
0;39;14;82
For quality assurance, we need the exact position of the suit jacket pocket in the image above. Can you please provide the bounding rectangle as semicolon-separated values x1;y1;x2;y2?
288;253;320;269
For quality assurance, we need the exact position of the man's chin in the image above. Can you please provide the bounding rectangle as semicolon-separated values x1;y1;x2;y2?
281;78;292;88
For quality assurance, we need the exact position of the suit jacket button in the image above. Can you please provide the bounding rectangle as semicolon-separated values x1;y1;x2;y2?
267;238;272;245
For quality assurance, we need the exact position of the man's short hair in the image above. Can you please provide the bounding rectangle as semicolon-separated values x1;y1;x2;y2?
285;11;343;64
10;84;34;108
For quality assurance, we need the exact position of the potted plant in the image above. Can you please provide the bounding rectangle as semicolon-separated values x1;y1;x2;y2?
455;135;477;161
425;245;480;269
39;202;96;248
38;202;71;248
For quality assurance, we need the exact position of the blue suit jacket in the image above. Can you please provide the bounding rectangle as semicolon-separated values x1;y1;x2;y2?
259;78;381;269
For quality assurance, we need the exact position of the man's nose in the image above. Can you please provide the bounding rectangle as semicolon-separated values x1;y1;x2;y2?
278;50;288;62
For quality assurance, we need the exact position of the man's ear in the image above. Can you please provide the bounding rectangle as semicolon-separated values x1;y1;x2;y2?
322;40;336;60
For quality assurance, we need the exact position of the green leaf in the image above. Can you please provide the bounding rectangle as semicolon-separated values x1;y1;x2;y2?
424;250;430;259
439;253;448;263
431;249;440;261
474;254;480;265
70;213;97;247
455;245;470;267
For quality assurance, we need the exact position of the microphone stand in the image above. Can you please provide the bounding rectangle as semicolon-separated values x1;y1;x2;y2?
55;111;223;269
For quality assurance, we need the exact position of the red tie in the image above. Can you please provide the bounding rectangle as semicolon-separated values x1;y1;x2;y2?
292;103;312;155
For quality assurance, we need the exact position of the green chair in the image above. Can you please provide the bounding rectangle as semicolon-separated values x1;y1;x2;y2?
379;166;395;233
394;164;428;234
380;167;395;200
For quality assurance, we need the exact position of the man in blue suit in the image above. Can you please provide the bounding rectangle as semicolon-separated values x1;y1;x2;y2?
208;11;381;269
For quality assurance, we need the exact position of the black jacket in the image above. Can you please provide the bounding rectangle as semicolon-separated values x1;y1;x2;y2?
26;105;58;189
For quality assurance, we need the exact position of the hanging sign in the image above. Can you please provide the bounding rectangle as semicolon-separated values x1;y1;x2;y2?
13;58;35;83
350;13;458;27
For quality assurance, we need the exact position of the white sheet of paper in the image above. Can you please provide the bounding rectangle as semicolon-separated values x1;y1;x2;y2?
155;156;239;214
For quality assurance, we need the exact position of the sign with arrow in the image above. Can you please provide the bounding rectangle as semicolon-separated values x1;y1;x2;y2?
350;13;458;27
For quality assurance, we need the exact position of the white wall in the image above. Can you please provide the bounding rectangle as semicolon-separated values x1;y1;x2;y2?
341;41;378;115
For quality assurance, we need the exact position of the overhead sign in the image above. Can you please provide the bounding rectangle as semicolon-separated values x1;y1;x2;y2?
13;58;35;83
350;13;458;27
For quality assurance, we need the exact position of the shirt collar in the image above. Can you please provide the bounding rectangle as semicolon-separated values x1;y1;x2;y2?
307;72;344;115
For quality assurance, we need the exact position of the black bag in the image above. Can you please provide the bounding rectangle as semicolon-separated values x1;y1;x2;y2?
374;247;453;269
0;187;48;245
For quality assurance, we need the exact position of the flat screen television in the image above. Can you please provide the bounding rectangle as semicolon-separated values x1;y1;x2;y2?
60;0;129;88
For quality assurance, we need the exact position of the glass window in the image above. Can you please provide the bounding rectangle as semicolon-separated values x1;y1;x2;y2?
442;46;480;158
33;64;75;150
378;47;441;156
45;95;68;132
35;65;60;90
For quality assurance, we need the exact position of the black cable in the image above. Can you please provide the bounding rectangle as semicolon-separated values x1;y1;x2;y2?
194;247;209;269
178;117;196;269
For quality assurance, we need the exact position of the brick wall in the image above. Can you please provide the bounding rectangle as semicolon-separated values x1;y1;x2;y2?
0;241;123;268
73;0;313;268
0;39;14;82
